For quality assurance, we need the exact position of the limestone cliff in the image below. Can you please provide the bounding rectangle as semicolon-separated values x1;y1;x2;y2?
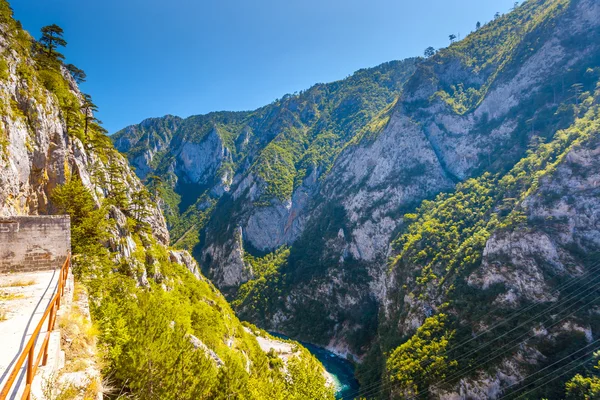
0;27;169;246
225;0;600;361
375;1;600;396
112;59;421;286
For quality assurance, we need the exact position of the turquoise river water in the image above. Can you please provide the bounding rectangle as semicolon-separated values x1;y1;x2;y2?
270;333;360;399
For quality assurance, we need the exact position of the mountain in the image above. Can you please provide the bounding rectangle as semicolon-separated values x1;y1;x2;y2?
0;2;335;399
112;59;420;253
114;0;600;398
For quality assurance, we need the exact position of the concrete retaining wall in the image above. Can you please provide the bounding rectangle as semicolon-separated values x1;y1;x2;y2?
0;216;70;273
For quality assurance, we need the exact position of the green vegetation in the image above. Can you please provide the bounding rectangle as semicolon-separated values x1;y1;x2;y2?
0;58;8;80
372;80;600;399
122;1;600;396
113;58;420;247
38;24;67;60
81;94;102;138
424;47;436;58
244;246;290;277
52;178;334;399
254;141;298;202
386;314;457;398
0;1;104;151
51;178;108;255
248;58;420;200
159;183;215;251
0;2;335;396
566;356;600;400
65;63;86;83
232;246;289;318
232;202;377;352
416;0;572;115
16;0;597;398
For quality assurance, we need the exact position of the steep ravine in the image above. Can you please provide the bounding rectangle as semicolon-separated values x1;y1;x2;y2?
112;0;600;398
231;0;600;363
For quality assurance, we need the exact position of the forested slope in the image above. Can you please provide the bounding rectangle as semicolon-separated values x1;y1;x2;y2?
0;2;334;398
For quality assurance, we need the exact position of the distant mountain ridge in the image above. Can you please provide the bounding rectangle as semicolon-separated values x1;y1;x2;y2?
112;58;420;252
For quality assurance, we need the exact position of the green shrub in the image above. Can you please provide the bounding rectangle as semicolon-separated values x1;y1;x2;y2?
50;178;108;256
0;58;8;80
386;314;457;398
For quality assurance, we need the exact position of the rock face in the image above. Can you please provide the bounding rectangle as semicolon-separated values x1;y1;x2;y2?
0;57;169;248
244;166;319;253
0;10;175;275
228;0;600;357
111;115;182;180
376;0;600;396
176;128;228;185
321;108;456;264
418;116;600;399
471;128;600;306
112;58;421;286
0;6;339;399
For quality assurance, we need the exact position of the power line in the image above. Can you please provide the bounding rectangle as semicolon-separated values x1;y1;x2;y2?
495;339;600;399
353;261;600;400
509;350;597;400
512;358;591;400
425;278;600;396
346;261;600;399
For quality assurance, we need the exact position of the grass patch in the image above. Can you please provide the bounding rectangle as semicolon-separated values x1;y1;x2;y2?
0;279;36;288
41;372;79;400
40;284;104;399
58;284;99;373
0;291;25;301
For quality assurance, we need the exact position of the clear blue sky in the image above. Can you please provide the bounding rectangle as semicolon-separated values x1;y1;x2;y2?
12;0;516;133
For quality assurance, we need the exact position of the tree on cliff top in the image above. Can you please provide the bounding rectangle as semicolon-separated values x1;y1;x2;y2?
39;24;66;59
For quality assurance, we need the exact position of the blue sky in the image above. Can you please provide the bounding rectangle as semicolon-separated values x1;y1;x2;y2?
12;0;516;133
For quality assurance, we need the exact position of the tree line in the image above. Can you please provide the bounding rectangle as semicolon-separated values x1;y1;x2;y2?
423;2;520;59
35;23;102;138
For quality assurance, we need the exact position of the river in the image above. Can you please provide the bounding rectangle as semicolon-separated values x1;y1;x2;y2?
270;333;360;399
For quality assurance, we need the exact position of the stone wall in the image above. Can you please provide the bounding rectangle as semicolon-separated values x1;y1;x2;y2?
0;216;70;273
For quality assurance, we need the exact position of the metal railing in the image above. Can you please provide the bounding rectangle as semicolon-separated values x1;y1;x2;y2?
0;254;71;400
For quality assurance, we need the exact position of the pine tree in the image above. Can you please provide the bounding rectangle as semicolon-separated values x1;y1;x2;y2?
66;63;86;83
107;161;129;209
146;175;163;200
39;24;66;60
81;93;99;138
63;96;82;136
50;178;108;254
130;189;153;231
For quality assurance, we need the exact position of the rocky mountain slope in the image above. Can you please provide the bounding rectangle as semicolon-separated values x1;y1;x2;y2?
378;86;600;399
0;2;335;399
115;0;600;398
112;58;420;256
